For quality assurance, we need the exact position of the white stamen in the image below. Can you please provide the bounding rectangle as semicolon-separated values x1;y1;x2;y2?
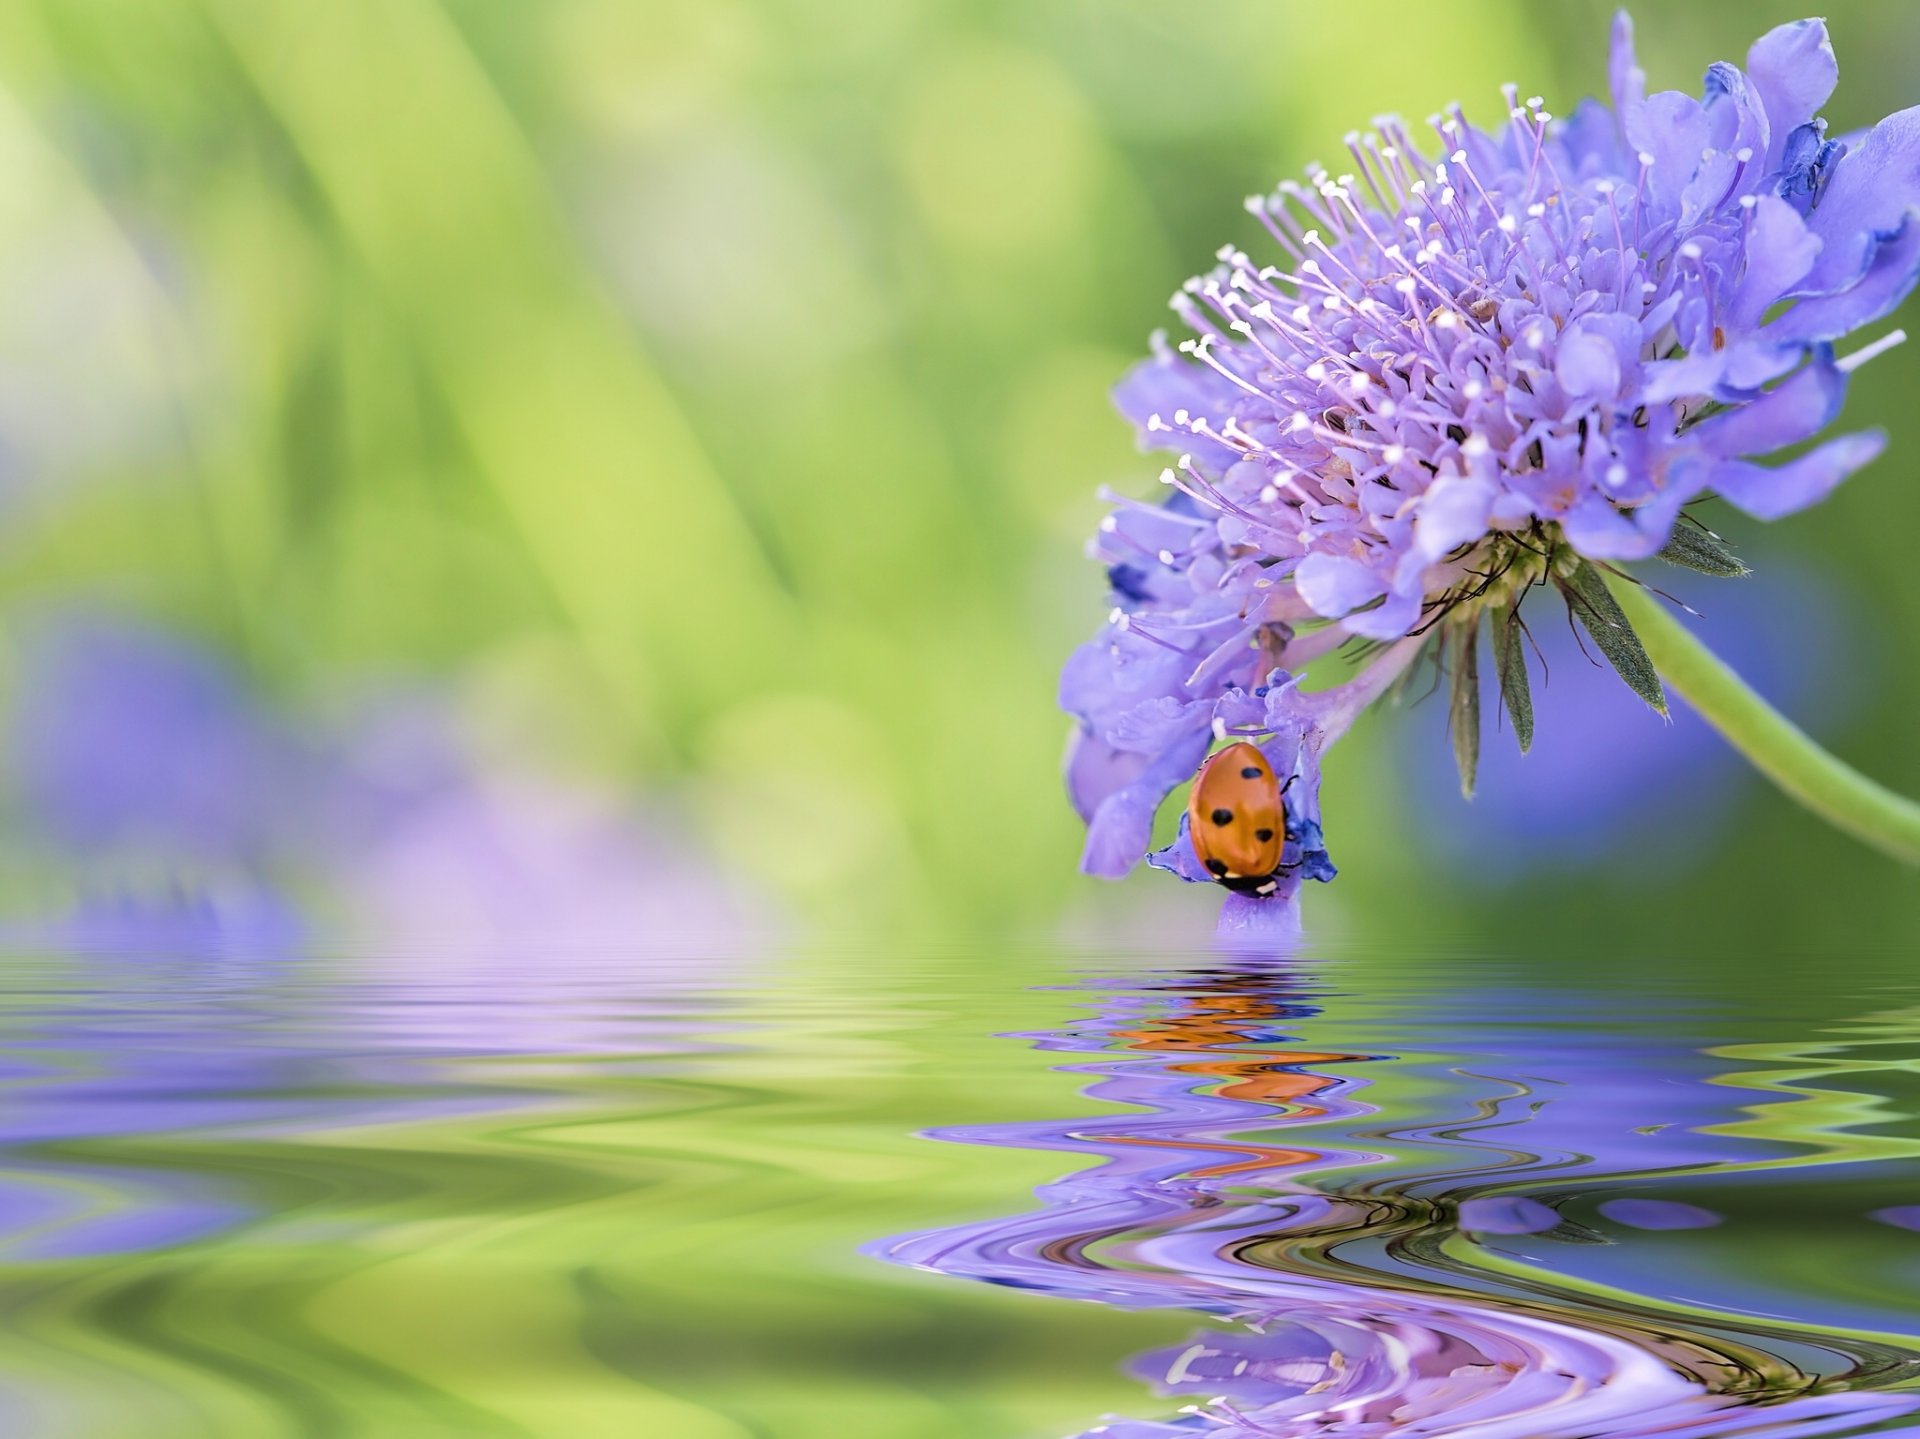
1837;328;1908;373
1461;433;1490;457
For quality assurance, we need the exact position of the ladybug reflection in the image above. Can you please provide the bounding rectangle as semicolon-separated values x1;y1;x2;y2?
1186;742;1296;897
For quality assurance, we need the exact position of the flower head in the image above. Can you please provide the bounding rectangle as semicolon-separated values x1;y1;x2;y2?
1064;12;1919;930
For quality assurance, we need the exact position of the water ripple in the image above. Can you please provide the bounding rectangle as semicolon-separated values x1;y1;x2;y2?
872;963;1920;1439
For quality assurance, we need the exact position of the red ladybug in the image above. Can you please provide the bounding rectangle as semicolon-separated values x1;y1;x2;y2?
1186;742;1294;897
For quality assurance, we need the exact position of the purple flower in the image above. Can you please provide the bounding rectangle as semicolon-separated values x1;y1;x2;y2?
11;616;303;863
1065;12;1919;932
6;613;779;964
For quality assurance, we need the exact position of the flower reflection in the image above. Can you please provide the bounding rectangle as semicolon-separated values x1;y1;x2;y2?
874;967;1920;1438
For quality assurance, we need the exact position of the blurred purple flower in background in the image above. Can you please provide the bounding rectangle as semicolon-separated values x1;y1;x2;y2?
13;617;301;865
4;611;776;958
1065;12;1920;932
1399;566;1859;876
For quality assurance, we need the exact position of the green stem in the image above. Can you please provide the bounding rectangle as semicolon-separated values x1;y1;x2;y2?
1607;573;1920;866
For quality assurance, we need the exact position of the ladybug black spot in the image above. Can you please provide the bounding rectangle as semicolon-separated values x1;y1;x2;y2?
1210;808;1234;826
1254;828;1274;843
1205;858;1229;877
1240;766;1263;779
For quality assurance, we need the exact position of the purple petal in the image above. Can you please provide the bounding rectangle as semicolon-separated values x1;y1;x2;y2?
1214;886;1303;947
1145;813;1213;885
1081;726;1213;878
1597;1197;1723;1231
1770;215;1920;344
1409;476;1498;564
1626;91;1710;215
1702;62;1766;152
1113;345;1239;470
1726;194;1822;330
1559;96;1626;175
1687;354;1845;458
1459;1195;1559;1235
1708;430;1885;520
1110;695;1213;756
1063;724;1148;824
1747;19;1838;172
1870;1205;1920;1232
1554;316;1631;399
1797;106;1920;294
1608;11;1645;138
1295;552;1386;617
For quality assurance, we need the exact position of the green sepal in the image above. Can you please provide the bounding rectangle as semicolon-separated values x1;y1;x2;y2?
1656;523;1750;578
1447;621;1481;798
1492;604;1534;754
1559;561;1668;716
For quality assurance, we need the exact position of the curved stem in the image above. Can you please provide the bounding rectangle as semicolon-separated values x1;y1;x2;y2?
1607;573;1920;866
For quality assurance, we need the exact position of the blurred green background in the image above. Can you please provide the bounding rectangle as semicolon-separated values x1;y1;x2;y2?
0;0;1914;948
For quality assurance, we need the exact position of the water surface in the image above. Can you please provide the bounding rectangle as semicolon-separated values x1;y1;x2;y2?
0;941;1917;1437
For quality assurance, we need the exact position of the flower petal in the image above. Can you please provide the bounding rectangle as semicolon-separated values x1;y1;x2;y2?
1113;343;1240;470
1146;813;1213;884
1769;212;1920;344
1295;552;1387;618
1063;724;1147;824
1214;886;1303;946
1608;11;1646;139
1797;106;1920;294
1080;725;1213;878
1687;352;1845;458
1726;193;1822;331
1747;19;1838;173
1707;430;1885;520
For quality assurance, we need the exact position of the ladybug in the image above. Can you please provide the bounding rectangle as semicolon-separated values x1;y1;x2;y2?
1186;742;1295;897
